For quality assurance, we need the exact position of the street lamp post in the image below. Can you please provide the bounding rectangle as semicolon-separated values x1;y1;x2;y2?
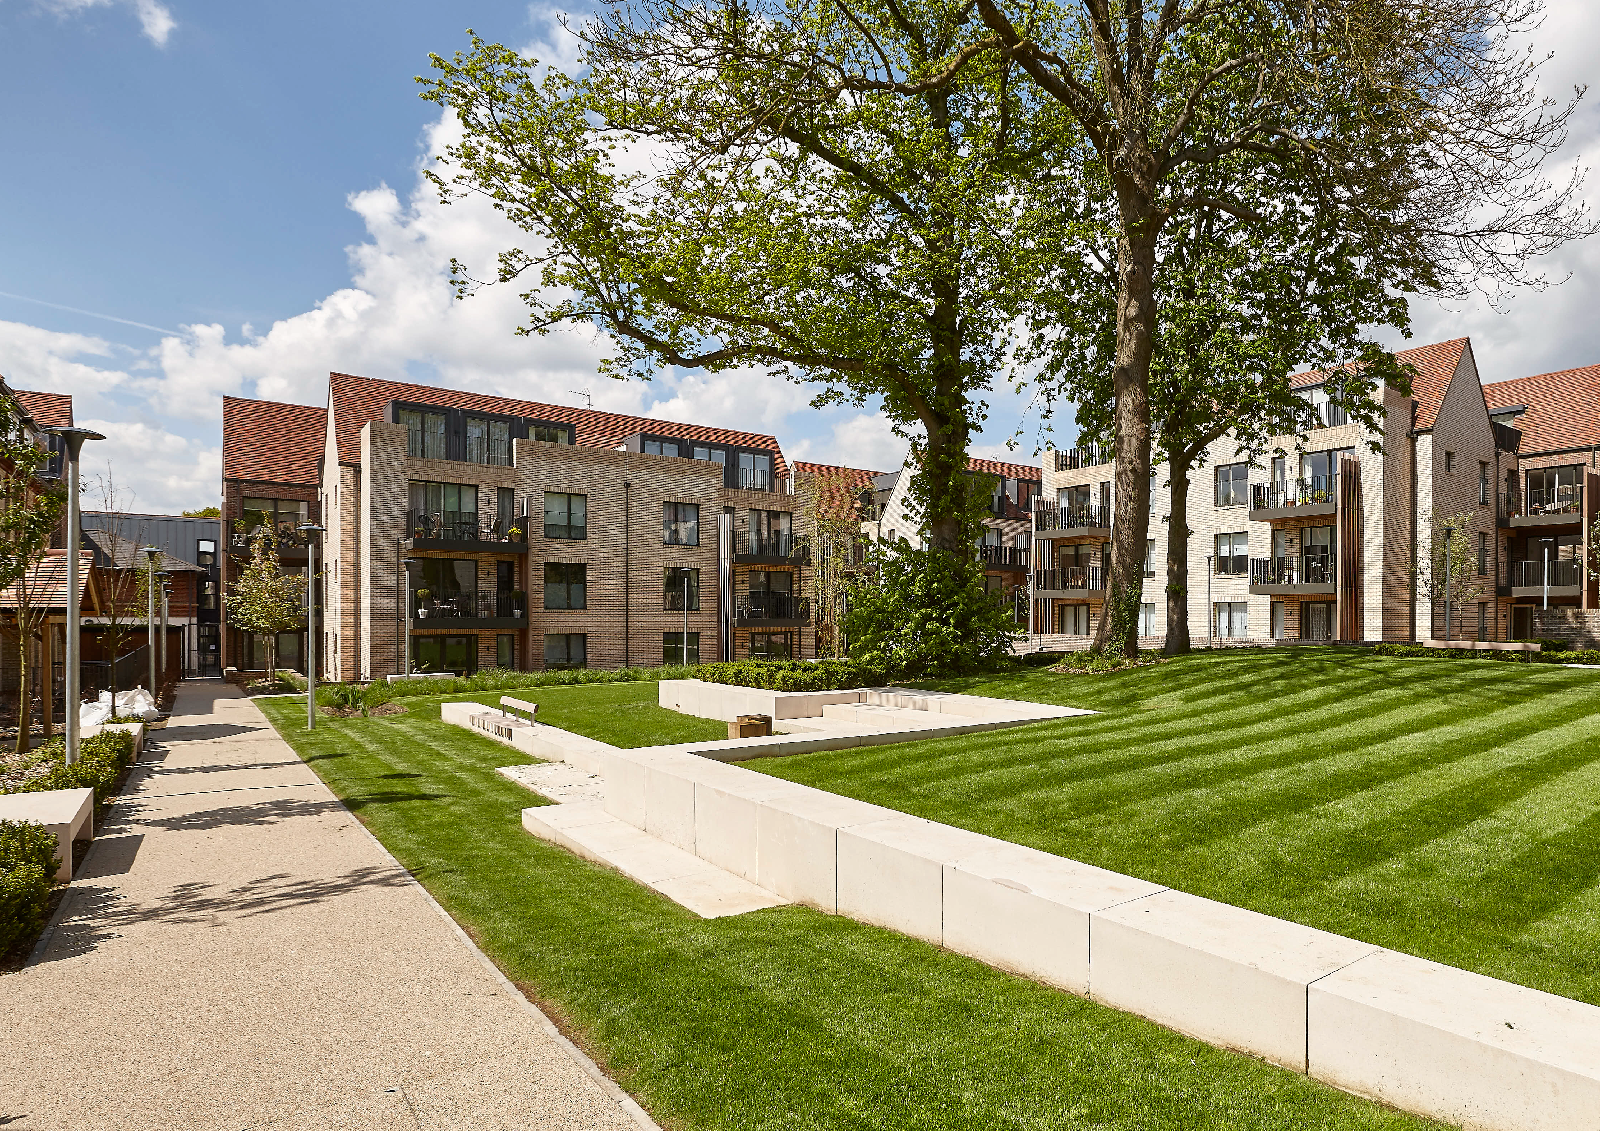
401;558;419;676
300;523;326;729
48;427;105;765
143;547;162;705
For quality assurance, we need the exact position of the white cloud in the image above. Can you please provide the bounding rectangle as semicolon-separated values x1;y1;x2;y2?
37;0;175;46
787;412;910;472
77;420;222;515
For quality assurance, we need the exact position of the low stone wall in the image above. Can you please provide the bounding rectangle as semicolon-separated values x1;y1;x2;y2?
1532;608;1600;648
658;679;866;721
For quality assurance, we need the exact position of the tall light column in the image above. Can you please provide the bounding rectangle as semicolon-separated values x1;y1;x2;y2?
50;427;104;765
300;523;325;729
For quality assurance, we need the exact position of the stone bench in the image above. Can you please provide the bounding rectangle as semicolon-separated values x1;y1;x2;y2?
499;696;538;720
1420;638;1538;653
0;788;94;880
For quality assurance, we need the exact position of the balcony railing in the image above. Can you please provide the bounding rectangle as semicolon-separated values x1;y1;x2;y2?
1033;502;1110;532
735;593;809;621
1054;445;1113;471
1033;565;1102;591
1251;475;1338;511
979;545;1030;568
1249;556;1335;586
738;468;774;491
228;522;315;552
1513;559;1583;587
737;531;810;561
412;590;526;620
464;437;511;466
1505;484;1583;519
405;510;528;544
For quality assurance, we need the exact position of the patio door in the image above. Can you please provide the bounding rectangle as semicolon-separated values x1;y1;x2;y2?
1511;605;1533;640
1302;602;1333;641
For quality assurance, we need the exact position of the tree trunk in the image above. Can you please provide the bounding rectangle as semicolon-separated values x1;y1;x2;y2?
268;636;277;686
1164;444;1193;656
1093;226;1158;658
13;632;30;756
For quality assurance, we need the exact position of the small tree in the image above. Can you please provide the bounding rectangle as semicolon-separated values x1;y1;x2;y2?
86;467;149;716
0;395;68;751
1416;513;1486;641
225;528;306;684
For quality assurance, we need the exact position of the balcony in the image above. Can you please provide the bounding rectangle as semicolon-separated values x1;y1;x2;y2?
412;589;527;628
1501;485;1584;528
403;510;530;553
1248;556;1335;595
1250;476;1338;521
979;545;1030;570
1033;503;1111;537
1033;565;1103;594
733;592;810;625
735;531;810;565
1054;445;1113;471
1509;558;1583;598
227;522;314;564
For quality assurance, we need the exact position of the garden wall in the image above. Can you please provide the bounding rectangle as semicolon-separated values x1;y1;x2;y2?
1532;608;1600;649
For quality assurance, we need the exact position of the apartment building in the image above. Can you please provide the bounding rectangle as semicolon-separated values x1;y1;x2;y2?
858;456;1039;611
81;512;222;676
220;396;326;675
1036;338;1539;644
1484;364;1600;641
291;372;816;680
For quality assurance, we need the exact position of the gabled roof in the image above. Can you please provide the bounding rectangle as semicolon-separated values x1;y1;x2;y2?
792;461;886;518
329;372;789;475
1290;338;1469;431
967;456;1042;483
12;389;73;430
222;397;325;487
0;550;96;612
83;529;204;573
1483;364;1600;455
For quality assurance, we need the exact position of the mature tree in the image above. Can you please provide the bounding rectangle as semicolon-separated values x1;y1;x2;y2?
0;395;68;750
422;2;1036;554
957;0;1590;654
225;529;306;684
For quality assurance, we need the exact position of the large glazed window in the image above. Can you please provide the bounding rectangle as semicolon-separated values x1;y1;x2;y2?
1215;464;1248;507
400;409;446;460
738;451;773;490
663;567;700;611
544;492;587;540
543;562;587;610
663;502;700;546
545;633;587;669
466;417;511;466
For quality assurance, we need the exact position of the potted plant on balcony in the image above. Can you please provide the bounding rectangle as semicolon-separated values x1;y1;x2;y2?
507;521;525;543
510;589;526;617
415;587;431;618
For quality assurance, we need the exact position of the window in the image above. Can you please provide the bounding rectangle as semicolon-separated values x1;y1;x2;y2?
663;502;700;545
1138;602;1158;637
748;509;793;555
1477;532;1489;576
408;482;477;540
1526;465;1582;513
544;492;587;540
1303;526;1334;583
198;577;218;611
1271;601;1286;639
246;632;303;672
1444;450;1456;474
400;409;446;460
545;633;587;669
1301;602;1333;641
195;539;216;568
1214;601;1249;639
241;497;309;537
531;423;572;445
664;567;700;611
1477;603;1487;643
498;488;516;539
497;635;516;670
1215;532;1248;575
543;563;587;610
643;439;680;457
1303;385;1348;427
1479;462;1490;505
412;634;476;675
739;451;773;490
1056;604;1092;635
749;631;792;659
693;445;726;466
1215;463;1248;507
1145;539;1156;577
466;417;511;465
664;632;701;666
413;559;476;615
497;561;515;593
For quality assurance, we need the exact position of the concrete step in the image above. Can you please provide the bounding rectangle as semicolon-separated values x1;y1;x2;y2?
522;802;790;919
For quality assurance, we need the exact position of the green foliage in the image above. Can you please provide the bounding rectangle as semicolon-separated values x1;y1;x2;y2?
225;528;307;682
844;539;1019;677
0;855;50;955
299;664;704;706
181;506;221;518
1371;642;1600;665
1050;650;1165;675
5;731;137;805
693;658;890;692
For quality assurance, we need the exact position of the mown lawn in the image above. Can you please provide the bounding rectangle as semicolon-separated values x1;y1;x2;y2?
421;681;728;748
258;691;1438;1131
752;648;1600;1006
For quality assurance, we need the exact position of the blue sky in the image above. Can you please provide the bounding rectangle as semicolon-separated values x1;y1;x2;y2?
2;1;1598;513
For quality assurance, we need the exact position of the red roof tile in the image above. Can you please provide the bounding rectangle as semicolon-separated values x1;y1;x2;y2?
793;461;885;519
1484;364;1600;454
223;397;325;486
1290;339;1469;431
12;389;73;429
329;372;789;476
967;455;1042;482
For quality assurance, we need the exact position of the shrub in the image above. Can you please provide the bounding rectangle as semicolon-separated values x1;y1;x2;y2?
0;819;57;955
691;658;891;692
1050;649;1164;674
1371;642;1600;666
308;664;705;705
1019;651;1067;668
6;731;137;806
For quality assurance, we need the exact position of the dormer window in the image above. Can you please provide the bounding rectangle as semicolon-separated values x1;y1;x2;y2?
739;451;772;490
400;409;446;459
643;439;681;457
466;416;510;466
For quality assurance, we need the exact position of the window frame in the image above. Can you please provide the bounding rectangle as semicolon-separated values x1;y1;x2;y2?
663;501;701;546
543;562;588;610
544;633;588;670
1215;463;1249;507
664;567;701;611
543;492;588;540
748;630;793;660
663;632;701;666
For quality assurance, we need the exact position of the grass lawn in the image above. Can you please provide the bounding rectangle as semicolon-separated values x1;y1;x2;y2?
751;648;1600;1006
258;691;1438;1131
421;681;729;748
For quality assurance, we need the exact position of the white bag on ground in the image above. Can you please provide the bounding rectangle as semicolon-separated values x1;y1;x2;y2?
91;688;161;723
79;700;113;726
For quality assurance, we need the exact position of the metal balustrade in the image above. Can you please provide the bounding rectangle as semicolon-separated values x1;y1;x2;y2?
1053;445;1113;471
1251;475;1338;511
734;592;810;621
404;510;528;544
979;545;1030;567
1033;502;1110;532
1032;565;1102;591
1513;559;1583;587
736;531;810;561
412;590;526;620
1249;557;1335;585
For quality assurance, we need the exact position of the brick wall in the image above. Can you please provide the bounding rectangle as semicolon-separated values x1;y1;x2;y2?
1532;608;1600;647
220;475;320;672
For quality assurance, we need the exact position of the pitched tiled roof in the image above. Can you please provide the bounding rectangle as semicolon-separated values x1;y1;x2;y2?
792;461;885;519
967;455;1042;482
1484;364;1600;454
1290;338;1469;431
0;550;95;611
223;397;325;486
83;528;204;572
12;389;73;429
329;372;789;476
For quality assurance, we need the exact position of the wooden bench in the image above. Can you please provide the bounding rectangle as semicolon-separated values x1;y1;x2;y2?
500;696;538;721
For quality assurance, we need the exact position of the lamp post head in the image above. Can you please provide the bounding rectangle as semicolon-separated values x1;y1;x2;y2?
143;546;162;567
46;426;106;460
298;522;325;537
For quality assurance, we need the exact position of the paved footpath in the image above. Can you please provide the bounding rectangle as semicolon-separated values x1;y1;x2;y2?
0;681;649;1131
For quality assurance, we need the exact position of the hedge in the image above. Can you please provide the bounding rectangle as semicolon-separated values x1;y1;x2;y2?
286;664;703;706
0;819;57;956
2;730;138;806
1372;641;1600;665
690;658;892;692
